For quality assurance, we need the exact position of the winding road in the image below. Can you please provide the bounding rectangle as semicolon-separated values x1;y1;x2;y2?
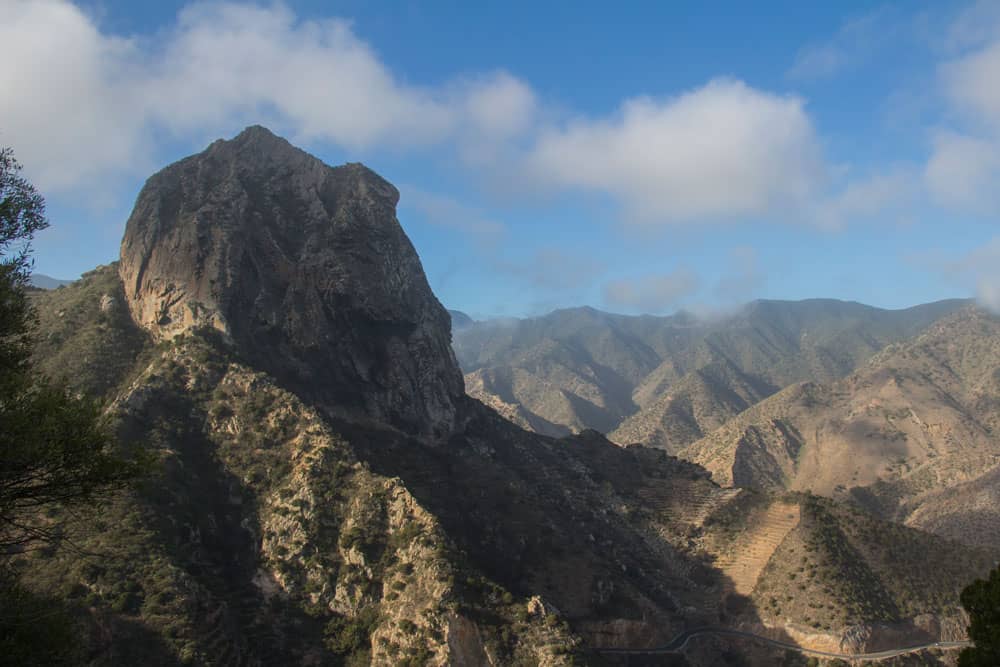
595;626;971;661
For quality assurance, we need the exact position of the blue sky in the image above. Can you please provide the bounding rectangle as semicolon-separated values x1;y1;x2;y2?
4;1;1000;318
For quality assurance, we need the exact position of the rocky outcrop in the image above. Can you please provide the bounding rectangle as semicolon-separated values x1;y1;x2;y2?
119;126;464;440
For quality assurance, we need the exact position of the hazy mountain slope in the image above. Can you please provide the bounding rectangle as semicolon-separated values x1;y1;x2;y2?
17;128;992;665
463;366;574;436
29;273;75;289
683;307;1000;548
456;308;673;433
611;357;777;453
448;309;474;331
454;298;970;448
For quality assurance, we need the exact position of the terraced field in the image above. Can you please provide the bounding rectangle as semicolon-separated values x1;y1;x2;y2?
713;502;800;595
637;482;743;528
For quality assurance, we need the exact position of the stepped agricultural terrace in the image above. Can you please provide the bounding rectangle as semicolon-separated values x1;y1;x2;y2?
636;481;744;529
712;501;801;596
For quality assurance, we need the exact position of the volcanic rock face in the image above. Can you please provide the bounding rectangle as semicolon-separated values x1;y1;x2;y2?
119;126;463;439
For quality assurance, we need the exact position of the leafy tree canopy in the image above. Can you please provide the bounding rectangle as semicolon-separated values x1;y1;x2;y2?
960;565;1000;667
0;147;141;554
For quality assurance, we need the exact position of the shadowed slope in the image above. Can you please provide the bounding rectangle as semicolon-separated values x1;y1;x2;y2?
684;307;1000;548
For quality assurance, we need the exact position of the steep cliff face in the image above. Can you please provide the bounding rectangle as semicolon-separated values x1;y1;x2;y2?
118;126;463;440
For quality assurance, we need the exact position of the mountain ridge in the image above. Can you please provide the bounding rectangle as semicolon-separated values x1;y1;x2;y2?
682;305;1000;549
454;297;973;452
18;127;993;665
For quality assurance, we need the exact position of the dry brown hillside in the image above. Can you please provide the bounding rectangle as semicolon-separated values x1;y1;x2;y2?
454;299;969;452
682;307;1000;549
611;357;775;453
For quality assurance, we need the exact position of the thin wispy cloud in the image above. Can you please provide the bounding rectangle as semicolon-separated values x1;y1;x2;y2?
943;0;1000;51
926;9;1000;214
494;248;606;292
915;238;1000;313
603;269;700;314
788;8;899;81
812;167;918;229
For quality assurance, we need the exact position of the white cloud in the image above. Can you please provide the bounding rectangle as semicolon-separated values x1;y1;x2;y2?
0;1;537;195
944;0;1000;51
814;167;916;228
493;248;606;292
913;237;1000;313
0;0;149;191
924;132;1000;211
941;40;1000;130
926;10;1000;214
603;269;700;313
935;237;1000;313
3;2;866;233
458;72;537;145
978;281;1000;313
526;79;825;222
788;9;893;81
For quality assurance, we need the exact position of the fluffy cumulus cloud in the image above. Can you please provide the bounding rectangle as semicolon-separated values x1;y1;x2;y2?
925;132;1000;211
3;1;868;230
527;79;825;222
602;269;700;313
0;1;149;191
0;0;537;194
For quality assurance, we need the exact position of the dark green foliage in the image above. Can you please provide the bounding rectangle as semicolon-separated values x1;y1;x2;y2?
0;380;141;552
0;147;46;381
0;576;81;667
0;148;143;554
0;149;144;663
30;263;152;400
324;606;379;658
799;496;899;623
960;566;1000;666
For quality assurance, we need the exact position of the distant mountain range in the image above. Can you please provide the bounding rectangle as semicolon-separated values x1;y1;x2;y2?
682;305;1000;549
453;298;971;449
453;299;1000;555
448;309;474;330
29;273;75;289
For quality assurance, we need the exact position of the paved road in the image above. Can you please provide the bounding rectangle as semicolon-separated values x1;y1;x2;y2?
596;626;971;661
